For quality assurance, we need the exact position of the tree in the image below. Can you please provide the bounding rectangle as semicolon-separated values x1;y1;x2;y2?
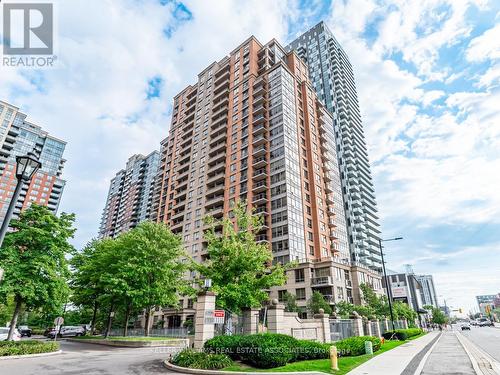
197;202;287;313
283;292;299;313
359;283;388;317
0;205;75;340
118;221;190;336
307;291;332;315
431;307;448;325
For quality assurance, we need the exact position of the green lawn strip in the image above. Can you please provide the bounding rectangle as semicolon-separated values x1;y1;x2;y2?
74;335;178;341
224;333;426;374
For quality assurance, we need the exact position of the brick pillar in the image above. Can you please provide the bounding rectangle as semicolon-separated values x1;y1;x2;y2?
351;312;364;337
242;307;260;335
313;309;331;343
194;291;216;349
364;319;373;336
267;299;285;334
372;319;381;337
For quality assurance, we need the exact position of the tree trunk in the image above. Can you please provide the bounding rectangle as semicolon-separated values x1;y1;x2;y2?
123;302;131;337
90;300;98;335
7;295;22;340
104;301;115;339
144;307;151;337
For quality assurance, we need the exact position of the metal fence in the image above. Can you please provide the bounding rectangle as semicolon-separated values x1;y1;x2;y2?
330;319;354;342
370;321;379;335
379;321;387;335
392;320;405;330
109;327;189;338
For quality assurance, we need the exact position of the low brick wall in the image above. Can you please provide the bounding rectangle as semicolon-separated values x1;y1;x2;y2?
67;338;188;348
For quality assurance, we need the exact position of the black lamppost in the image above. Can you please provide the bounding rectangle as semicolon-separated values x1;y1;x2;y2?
379;237;403;332
0;152;41;247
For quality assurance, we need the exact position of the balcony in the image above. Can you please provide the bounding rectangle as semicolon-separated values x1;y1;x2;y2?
252;155;267;168
252;169;267;181
252;180;267;193
252;134;267;146
252;114;266;126
208;151;226;164
206;182;225;195
252;193;268;204
311;276;333;287
252;103;266;115
255;234;269;244
253;124;266;135
252;145;266;157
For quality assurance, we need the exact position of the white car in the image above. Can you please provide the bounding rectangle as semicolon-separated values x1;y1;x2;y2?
0;327;21;341
460;322;471;330
47;325;85;339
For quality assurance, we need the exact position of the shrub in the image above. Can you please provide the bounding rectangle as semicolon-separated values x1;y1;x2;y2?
205;333;299;368
238;333;299;368
172;349;232;370
0;340;59;356
382;328;422;341
334;336;381;356
203;334;242;358
31;328;45;336
295;339;330;360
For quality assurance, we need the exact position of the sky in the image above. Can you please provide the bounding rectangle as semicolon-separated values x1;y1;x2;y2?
0;0;499;314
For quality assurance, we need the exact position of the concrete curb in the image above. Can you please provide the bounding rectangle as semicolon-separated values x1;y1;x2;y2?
0;349;62;360
455;331;500;375
162;360;326;375
67;338;188;348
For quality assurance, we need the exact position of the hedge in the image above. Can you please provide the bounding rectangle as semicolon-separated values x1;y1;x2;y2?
0;340;59;356
383;328;423;341
204;333;382;368
172;349;232;370
334;336;382;356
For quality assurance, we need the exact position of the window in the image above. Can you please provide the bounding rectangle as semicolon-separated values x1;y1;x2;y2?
295;269;305;283
278;290;287;302
296;288;306;300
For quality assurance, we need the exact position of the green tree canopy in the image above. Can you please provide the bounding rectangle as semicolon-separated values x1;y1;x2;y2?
197;202;287;313
283;292;299;313
0;205;75;339
431;307;448;325
307;291;332;315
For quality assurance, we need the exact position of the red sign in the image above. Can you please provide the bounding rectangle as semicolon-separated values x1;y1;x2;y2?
214;310;225;318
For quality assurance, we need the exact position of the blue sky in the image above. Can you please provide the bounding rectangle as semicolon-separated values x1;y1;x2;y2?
0;0;499;313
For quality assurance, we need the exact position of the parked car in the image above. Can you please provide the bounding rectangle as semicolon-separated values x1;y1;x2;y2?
18;325;32;337
43;327;55;337
461;322;471;330
47;326;85;339
0;327;21;341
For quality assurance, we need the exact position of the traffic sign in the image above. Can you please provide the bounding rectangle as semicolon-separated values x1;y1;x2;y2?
54;316;64;326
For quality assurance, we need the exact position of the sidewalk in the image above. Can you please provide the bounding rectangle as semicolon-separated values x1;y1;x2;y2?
420;331;475;375
346;331;440;375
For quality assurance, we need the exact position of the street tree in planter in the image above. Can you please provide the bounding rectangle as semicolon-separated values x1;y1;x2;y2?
118;221;191;336
197;201;287;313
0;205;75;340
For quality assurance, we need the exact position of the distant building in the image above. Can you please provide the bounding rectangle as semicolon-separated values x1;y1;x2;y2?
0;100;66;224
382;271;424;313
99;151;159;238
415;275;439;308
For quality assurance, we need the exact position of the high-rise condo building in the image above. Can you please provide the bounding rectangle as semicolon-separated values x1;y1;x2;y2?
415;275;439;308
287;22;383;275
0;100;66;224
150;35;383;327
99;151;160;238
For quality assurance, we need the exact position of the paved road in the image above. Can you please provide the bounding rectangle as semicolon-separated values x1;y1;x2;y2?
460;325;500;362
0;339;187;375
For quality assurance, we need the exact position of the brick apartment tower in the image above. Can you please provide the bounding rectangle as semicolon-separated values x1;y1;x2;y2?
149;37;383;326
99;151;159;238
0;100;66;224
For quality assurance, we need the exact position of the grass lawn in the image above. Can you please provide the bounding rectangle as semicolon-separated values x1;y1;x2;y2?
74;335;178;341
224;334;426;374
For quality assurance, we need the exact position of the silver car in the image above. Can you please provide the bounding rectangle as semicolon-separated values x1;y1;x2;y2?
47;326;85;339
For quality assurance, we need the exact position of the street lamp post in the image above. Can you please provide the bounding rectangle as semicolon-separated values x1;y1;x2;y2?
0;152;42;248
378;237;403;333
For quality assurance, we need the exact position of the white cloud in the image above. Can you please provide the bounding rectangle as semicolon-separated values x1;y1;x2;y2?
466;23;500;62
